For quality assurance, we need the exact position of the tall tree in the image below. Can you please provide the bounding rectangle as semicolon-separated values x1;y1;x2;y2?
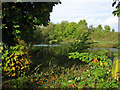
112;0;120;16
104;25;111;33
2;2;60;46
112;29;115;32
53;23;63;40
96;24;103;32
64;22;77;39
2;2;60;78
76;25;88;40
88;25;95;32
75;20;88;39
78;19;88;26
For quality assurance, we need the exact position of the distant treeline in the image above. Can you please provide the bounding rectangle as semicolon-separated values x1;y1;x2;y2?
24;19;118;44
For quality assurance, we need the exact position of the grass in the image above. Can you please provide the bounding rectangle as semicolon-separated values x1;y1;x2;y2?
93;41;119;44
89;32;119;48
59;38;119;48
89;41;119;48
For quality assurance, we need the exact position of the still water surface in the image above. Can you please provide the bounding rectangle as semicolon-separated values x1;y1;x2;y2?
33;44;118;52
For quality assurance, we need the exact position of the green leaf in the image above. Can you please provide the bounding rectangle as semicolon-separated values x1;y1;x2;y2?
13;25;20;28
89;62;93;66
69;56;72;59
15;30;21;34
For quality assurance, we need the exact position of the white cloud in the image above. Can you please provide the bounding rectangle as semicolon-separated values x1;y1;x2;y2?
101;16;118;25
61;0;111;3
50;0;118;31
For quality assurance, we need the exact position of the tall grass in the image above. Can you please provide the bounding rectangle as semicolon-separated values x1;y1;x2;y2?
90;32;119;41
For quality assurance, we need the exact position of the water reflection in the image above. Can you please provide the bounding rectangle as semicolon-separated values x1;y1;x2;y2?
33;44;62;47
88;48;118;52
33;44;118;52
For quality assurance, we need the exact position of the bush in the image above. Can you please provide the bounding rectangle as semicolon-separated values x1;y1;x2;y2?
69;32;93;53
2;39;32;78
69;49;119;88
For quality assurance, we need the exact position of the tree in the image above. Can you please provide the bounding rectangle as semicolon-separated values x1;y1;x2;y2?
2;2;60;46
46;22;55;41
88;25;96;32
78;19;88;26
104;25;111;33
53;23;63;40
75;20;88;39
75;25;88;40
96;24;103;32
112;0;120;16
112;29;115;32
64;22;77;39
2;2;60;78
60;21;69;38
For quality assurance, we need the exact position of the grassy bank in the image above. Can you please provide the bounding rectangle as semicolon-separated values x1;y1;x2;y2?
59;39;119;48
89;41;119;48
93;41;119;44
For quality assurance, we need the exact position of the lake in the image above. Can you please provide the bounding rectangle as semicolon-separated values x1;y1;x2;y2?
33;44;62;47
33;44;118;52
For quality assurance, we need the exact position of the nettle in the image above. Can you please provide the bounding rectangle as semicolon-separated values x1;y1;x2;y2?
2;39;32;78
69;49;118;88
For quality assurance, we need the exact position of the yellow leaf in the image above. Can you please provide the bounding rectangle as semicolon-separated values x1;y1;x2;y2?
21;67;24;70
52;71;54;73
100;61;103;66
11;73;15;77
10;54;13;57
24;52;28;54
17;39;20;42
104;62;107;66
0;47;3;50
88;74;90;77
3;8;6;10
12;67;15;71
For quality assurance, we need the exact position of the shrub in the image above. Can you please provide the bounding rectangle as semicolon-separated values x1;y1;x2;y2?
69;49;119;88
69;32;93;53
2;39;32;78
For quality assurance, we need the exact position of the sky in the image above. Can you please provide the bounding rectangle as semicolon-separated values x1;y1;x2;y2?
50;0;118;32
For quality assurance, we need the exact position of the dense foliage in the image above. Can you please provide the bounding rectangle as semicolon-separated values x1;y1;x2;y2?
69;50;118;88
31;20;90;44
2;1;120;89
2;39;32;78
31;19;118;45
112;0;120;16
2;2;60;78
2;2;60;45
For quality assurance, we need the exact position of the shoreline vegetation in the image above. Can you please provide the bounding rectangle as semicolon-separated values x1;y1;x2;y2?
33;40;119;48
28;22;120;49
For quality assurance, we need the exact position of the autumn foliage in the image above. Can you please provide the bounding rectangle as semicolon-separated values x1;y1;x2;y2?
2;39;32;78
